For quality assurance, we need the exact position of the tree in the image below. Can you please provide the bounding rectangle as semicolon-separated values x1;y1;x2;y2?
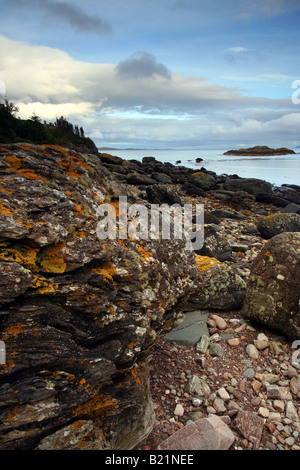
0;97;19;117
30;112;41;123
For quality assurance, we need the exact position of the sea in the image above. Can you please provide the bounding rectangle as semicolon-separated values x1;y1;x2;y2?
101;148;300;189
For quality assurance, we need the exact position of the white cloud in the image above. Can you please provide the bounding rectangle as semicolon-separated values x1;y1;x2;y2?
227;47;249;53
16;101;95;121
0;34;298;148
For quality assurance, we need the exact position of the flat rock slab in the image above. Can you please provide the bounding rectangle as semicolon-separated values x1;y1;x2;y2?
157;416;235;450
164;310;209;346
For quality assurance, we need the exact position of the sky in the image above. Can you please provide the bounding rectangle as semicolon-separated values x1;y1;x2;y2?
0;0;300;149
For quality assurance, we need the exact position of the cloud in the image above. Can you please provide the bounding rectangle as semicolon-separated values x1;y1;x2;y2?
224;47;263;64
226;47;249;53
238;0;300;18
16;101;95;121
3;0;112;35
0;35;298;148
115;52;172;80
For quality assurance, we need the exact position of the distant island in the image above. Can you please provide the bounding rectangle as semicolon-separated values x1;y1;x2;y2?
224;145;295;156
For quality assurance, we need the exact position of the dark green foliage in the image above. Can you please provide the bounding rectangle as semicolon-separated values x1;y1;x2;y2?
0;98;90;148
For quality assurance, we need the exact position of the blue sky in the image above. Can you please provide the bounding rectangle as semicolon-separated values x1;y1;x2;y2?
0;0;300;149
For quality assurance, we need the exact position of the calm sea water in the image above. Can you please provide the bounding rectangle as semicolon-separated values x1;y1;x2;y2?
103;148;300;188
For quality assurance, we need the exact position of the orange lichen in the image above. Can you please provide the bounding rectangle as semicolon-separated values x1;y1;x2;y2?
4;154;44;181
92;263;117;284
0;243;39;271
4;155;23;171
0;185;13;195
76;230;86;239
30;274;58;294
195;255;221;271
0;203;13;216
132;241;153;264
74;204;86;216
15;218;32;230
4;323;25;337
41;242;66;273
42;145;92;179
16;169;41;181
131;364;143;387
18;143;33;151
74;394;119;417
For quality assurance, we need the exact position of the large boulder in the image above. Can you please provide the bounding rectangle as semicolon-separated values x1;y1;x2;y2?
184;255;246;311
188;171;216;191
196;225;232;261
223;177;272;195
257;212;300;239
242;232;300;339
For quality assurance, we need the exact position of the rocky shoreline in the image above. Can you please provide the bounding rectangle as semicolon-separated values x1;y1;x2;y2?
0;143;299;450
99;150;300;451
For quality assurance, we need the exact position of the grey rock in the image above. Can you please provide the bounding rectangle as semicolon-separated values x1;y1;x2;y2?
164;310;209;347
285;401;299;421
185;374;211;397
196;334;210;354
209;343;224;357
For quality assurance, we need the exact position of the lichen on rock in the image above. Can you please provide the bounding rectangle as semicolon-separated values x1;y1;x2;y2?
0;143;247;450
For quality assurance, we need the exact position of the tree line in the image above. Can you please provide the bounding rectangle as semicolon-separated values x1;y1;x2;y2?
0;97;88;146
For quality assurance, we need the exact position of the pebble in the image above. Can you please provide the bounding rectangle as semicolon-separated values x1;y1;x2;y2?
213;398;227;413
210;314;227;330
285;401;298;421
243;367;255;377
217;387;230;401
227;338;240;346
209;343;224;357
273;400;285;412
258;407;269;418
174;404;184;416
246;344;259;359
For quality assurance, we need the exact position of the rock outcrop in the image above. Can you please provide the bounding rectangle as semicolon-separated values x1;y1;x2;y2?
0;143;245;450
184;255;246;311
224;146;295;156
242;232;300;339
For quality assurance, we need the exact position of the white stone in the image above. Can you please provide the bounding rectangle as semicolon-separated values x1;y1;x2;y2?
246;344;259;359
257;333;269;342
258;407;269;418
285;401;299;421
174;404;184;416
217;387;230;401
